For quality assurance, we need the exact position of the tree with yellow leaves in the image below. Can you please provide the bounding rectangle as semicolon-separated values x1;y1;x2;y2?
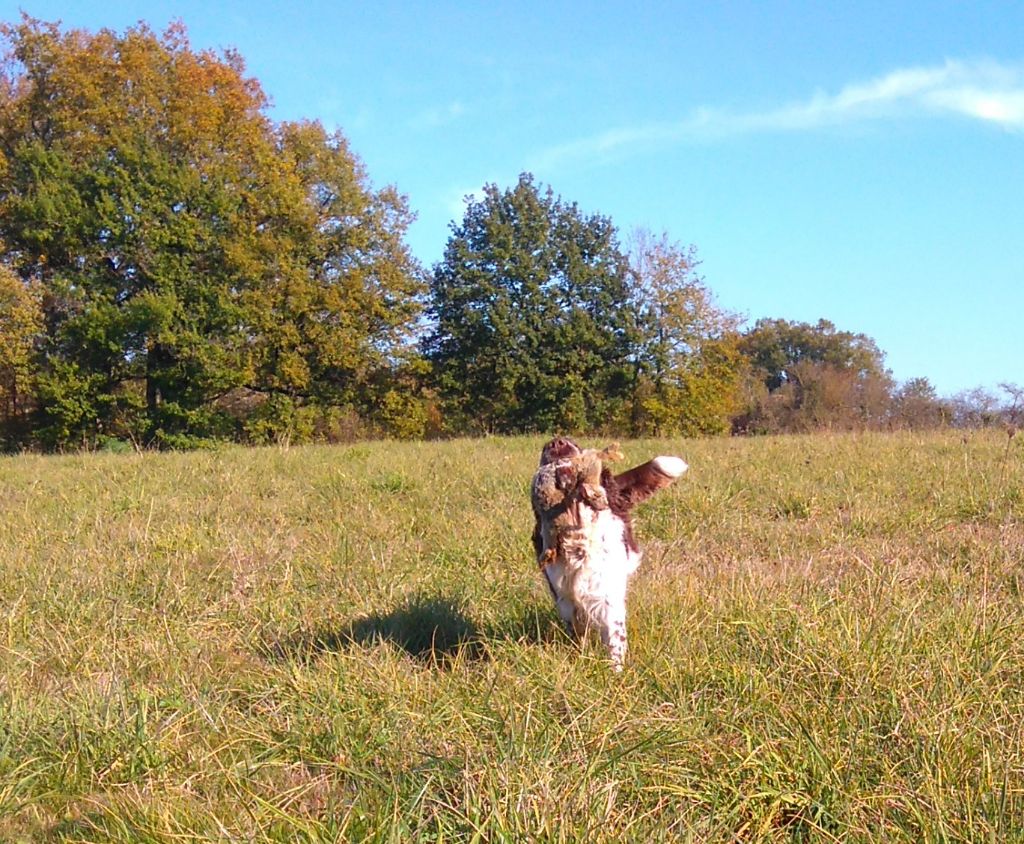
0;16;422;448
0;265;41;444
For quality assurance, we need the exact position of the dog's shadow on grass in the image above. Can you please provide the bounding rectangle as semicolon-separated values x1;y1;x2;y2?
270;594;562;668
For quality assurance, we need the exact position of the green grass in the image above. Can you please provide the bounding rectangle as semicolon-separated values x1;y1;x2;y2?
1;430;1022;842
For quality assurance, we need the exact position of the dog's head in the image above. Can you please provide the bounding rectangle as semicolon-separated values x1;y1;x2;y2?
539;436;581;466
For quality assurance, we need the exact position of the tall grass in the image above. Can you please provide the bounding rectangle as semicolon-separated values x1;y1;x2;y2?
1;431;1022;841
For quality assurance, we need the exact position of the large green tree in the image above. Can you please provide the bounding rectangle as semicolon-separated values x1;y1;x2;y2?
628;229;743;435
425;174;638;434
0;17;422;448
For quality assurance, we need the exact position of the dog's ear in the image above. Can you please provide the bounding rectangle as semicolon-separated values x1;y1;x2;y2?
531;512;543;560
613;456;687;509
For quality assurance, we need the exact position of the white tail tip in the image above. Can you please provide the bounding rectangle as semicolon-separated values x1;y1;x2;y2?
653;456;688;478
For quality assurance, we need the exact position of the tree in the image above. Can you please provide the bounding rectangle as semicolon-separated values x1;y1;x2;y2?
891;377;949;430
236;120;424;442
738;318;887;392
628;229;743;435
424;174;637;434
0;17;423;448
0;265;41;445
1000;382;1023;428
948;387;1001;429
733;317;893;433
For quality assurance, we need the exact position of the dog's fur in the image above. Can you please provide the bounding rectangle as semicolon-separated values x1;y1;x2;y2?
531;436;687;670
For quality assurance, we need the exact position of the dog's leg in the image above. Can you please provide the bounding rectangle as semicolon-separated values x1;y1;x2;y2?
597;591;628;672
543;562;582;638
605;616;628;673
558;597;580;637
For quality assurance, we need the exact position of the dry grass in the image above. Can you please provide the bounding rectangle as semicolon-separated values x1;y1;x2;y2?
1;430;1022;841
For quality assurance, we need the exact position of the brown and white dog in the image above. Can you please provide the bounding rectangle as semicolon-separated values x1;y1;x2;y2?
531;436;687;670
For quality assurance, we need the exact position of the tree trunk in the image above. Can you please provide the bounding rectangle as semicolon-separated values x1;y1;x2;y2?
146;342;164;425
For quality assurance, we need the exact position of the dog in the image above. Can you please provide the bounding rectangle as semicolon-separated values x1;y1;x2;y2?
531;436;687;670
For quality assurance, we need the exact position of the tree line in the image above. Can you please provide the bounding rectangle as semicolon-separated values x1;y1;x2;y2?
0;18;1018;451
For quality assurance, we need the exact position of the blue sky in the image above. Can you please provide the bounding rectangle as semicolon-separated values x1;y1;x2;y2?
6;1;1023;396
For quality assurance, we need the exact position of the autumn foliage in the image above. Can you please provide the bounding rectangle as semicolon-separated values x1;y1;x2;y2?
0;17;1015;450
0;17;423;448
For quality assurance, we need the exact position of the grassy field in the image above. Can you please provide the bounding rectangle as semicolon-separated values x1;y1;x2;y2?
1;430;1022;842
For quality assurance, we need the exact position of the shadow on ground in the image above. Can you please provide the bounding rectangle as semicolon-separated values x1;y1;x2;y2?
266;594;564;668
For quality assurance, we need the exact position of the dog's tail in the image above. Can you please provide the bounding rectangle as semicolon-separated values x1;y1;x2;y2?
612;456;688;510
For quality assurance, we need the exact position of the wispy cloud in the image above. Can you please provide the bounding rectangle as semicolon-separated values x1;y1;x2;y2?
411;100;468;130
440;180;500;218
530;60;1024;171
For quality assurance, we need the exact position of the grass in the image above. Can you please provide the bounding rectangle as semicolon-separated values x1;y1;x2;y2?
0;430;1022;841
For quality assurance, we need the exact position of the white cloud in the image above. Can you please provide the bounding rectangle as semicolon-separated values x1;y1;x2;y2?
411;100;468;130
440;182;493;218
440;170;525;219
530;60;1024;172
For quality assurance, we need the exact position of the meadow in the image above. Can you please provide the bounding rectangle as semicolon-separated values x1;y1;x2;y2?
1;430;1022;842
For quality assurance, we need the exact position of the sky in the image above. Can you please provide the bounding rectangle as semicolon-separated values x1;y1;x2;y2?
5;1;1023;397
